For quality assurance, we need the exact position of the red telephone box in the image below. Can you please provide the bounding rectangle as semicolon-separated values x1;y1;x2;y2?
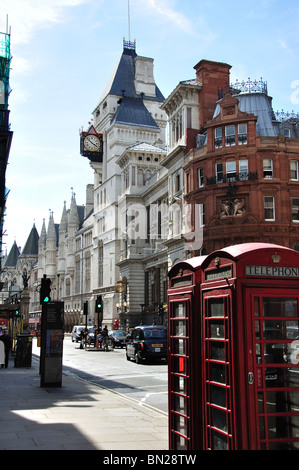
168;243;299;450
167;255;207;450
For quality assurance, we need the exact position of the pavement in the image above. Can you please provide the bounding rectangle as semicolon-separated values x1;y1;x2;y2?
0;348;169;451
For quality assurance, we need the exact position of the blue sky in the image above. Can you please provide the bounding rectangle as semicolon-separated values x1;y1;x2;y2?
1;0;299;253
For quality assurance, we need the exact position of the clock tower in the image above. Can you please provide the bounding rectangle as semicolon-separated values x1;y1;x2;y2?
80;125;103;162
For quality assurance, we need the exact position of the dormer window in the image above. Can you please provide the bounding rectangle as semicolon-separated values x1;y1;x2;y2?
284;128;291;137
225;125;235;146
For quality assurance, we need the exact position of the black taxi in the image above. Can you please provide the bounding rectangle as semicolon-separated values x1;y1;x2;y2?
126;325;167;363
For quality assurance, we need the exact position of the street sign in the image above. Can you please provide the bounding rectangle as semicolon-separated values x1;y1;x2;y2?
40;301;64;388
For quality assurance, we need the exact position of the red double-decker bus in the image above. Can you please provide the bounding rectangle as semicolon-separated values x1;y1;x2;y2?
28;311;42;336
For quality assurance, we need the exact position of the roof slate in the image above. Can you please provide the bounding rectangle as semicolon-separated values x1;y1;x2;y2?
108;46;164;102
112;96;159;128
21;224;39;256
4;241;20;267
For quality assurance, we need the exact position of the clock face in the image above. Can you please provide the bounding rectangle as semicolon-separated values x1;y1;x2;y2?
84;134;101;152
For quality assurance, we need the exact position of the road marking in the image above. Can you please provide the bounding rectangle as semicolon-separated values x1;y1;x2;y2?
139;391;168;407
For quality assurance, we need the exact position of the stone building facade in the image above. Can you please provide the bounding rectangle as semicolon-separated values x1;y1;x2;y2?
2;43;299;331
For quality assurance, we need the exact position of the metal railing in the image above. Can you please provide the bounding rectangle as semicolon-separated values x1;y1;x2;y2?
206;171;258;186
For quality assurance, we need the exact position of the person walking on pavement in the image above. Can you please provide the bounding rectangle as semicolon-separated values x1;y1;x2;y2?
0;329;12;368
80;327;86;349
0;329;4;368
102;325;109;351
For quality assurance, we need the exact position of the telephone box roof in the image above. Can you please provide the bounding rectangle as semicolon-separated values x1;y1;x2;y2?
201;242;297;268
168;255;207;277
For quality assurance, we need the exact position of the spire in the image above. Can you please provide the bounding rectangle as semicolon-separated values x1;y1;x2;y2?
3;240;20;267
69;194;79;226
39;219;47;245
21;223;39;256
47;211;57;241
59;201;68;232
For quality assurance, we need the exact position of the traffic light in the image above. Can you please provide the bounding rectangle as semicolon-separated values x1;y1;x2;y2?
95;295;102;313
40;275;51;304
158;303;164;316
14;300;20;316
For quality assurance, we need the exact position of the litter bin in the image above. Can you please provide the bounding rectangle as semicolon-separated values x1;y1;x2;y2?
14;334;32;367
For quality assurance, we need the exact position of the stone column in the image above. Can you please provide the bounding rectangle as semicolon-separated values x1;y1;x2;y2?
21;289;30;331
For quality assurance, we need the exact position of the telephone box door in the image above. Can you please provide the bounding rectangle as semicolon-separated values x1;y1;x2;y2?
202;289;237;450
245;288;299;450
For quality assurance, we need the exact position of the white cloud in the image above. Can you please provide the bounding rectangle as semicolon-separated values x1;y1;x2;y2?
147;0;193;32
133;0;216;46
135;0;195;34
278;39;295;57
1;0;88;45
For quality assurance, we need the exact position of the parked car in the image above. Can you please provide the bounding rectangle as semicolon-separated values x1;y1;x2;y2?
126;325;167;363
71;325;85;343
109;330;127;348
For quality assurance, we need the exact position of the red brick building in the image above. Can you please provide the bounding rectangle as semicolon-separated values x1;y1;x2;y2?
184;60;299;254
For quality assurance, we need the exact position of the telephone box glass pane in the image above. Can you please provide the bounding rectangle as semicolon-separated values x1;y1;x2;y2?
174;414;188;435
174;434;188;450
211;384;227;408
173;356;187;374
259;417;265;439
263;343;297;364
254;297;260;316
209;298;225;316
209;362;226;384
211;407;227;432
173;303;185;318
173;375;187;394
173;394;188;414
268;415;299;440
265;366;299;387
173;338;186;355
266;390;299;414
209;320;225;338
263;298;298;317
209;341;225;361
263;320;299;339
211;430;228;450
255;320;261;339
174;320;186;337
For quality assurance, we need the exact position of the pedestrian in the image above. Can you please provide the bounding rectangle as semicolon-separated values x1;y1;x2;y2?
80;328;86;349
102;325;109;351
0;330;12;368
0;337;4;368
